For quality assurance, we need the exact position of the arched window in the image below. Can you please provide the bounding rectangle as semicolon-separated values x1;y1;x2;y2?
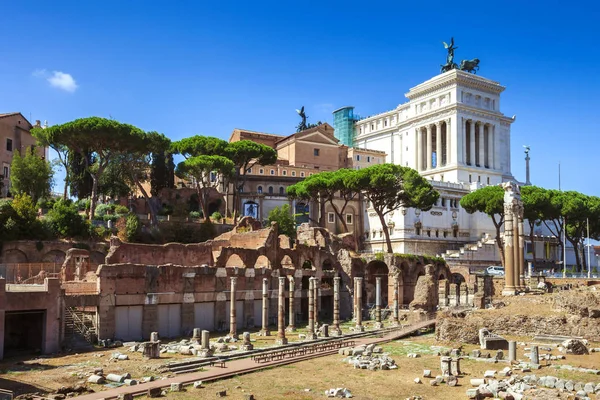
257;186;263;194
268;186;274;194
279;187;285;195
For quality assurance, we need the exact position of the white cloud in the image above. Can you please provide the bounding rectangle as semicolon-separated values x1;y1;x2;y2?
47;71;78;92
33;69;78;93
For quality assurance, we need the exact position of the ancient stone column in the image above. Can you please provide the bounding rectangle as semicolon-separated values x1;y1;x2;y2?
446;118;452;165
201;330;210;350
242;331;253;351
355;277;364;332
286;276;295;332
518;216;526;289
513;206;521;291
508;341;517;362
417;128;423;171
531;345;539;365
229;277;238;339
353;277;358;322
375;276;383;328
313;277;319;328
150;332;159;342
260;278;270;336
307;277;317;339
478;122;485;167
469;120;476;166
426;125;433;170
276;276;287;345
332;276;342;336
392;276;399;326
502;201;516;296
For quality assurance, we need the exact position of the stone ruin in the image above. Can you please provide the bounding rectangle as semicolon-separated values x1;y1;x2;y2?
479;328;509;350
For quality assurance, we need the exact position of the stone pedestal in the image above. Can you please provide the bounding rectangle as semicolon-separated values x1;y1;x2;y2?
450;358;461;376
241;331;253;351
276;277;288;345
320;324;329;338
440;356;452;376
531;345;539;365
150;331;159;342
142;342;160;359
191;328;201;344
508;341;517;362
392;277;400;326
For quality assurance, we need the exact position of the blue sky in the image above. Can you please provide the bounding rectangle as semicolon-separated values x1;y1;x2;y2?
1;1;598;195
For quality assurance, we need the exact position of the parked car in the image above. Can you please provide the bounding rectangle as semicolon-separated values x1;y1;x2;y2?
486;266;505;276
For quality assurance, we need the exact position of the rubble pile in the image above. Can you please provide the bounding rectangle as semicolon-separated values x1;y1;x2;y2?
325;388;353;398
340;344;397;371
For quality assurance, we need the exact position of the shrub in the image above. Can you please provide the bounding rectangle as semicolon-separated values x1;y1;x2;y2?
211;211;223;221
189;211;202;219
94;203;114;219
114;205;129;215
36;197;57;210
76;199;91;212
267;204;296;239
158;204;173;216
125;214;141;242
46;199;89;238
103;214;119;223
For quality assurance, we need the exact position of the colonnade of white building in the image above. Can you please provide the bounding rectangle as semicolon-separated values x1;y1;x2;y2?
416;119;450;171
461;118;496;169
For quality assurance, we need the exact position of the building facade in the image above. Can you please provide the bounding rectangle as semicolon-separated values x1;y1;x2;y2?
0;113;46;197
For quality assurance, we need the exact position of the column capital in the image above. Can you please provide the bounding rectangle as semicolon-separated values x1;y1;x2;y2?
278;276;286;284
435;121;441;128
230;276;237;284
426;124;432;132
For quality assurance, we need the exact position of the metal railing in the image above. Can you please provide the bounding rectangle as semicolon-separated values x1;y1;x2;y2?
251;339;355;363
0;263;60;284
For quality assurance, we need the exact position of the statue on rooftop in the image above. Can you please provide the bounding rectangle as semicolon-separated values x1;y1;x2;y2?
441;37;459;73
296;106;308;132
459;58;480;74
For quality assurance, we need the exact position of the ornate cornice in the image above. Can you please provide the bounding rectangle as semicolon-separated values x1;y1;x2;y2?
406;70;505;101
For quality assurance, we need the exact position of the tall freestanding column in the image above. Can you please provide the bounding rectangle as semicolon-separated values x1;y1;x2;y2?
502;183;516;295
276;276;287;345
446;118;452;165
355;277;364;332
286;276;295;332
518;213;526;289
307;277;317;339
513;206;521;290
260;278;270;336
392;275;399;326
313;277;319;328
375;277;383;328
332;276;342;336
426;125;433;170
229;277;238;339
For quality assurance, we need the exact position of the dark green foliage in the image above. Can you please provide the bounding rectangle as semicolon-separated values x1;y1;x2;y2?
0;194;51;240
160;220;217;243
189;211;202;219
69;150;94;199
10;147;54;203
46;199;89;238
125;214;141;242
35;241;44;251
268;204;296;239
98;161;131;198
150;151;175;196
211;211;223;221
37;197;57;211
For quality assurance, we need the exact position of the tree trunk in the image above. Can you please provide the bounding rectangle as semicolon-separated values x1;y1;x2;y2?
528;220;537;269
198;186;210;223
63;178;69;200
492;217;505;269
318;196;326;228
329;201;348;233
89;173;99;222
567;237;580;272
136;180;158;226
376;211;393;253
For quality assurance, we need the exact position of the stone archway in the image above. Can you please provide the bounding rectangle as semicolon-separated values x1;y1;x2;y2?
225;254;246;268
450;273;466;306
42;250;66;265
254;255;270;268
3;249;28;264
365;260;389;308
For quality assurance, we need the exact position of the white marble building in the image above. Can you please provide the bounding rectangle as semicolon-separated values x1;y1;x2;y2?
340;69;597;271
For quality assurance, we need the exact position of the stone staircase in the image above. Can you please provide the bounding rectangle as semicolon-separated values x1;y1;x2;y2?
64;307;97;349
442;233;500;268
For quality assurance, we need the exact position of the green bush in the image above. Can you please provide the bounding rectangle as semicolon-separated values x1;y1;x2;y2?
76;199;91;212
46;199;89;238
189;211;202;219
211;211;223;221
267;204;296;239
94;203;113;219
36;197;57;210
103;214;119;223
114;205;129;215
158;204;174;216
125;214;141;242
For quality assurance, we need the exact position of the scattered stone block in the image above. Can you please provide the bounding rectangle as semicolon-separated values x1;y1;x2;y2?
423;370;431;378
124;379;137;386
216;390;227;397
446;376;457;387
470;378;486;386
106;374;125;383
117;395;133;400
244;395;255;400
147;388;161;398
413;378;421;384
466;388;479;399
170;383;183;392
429;379;438;386
193;380;203;389
484;370;496;378
87;375;105;384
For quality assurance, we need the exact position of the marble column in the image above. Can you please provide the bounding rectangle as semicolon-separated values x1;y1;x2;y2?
426;125;433;170
355;277;364;332
260;278;270;335
307;277;316;339
332;276;342;336
229;277;238;339
375;277;383;328
445;119;452;166
435;122;442;168
478;122;485;168
416;128;423;171
461;118;467;165
469;120;476;166
286;276;295;332
502;205;516;295
519;216;526;289
276;276;287;345
486;125;493;168
493;124;500;170
313;277;319;328
392;276;399;326
513;206;521;291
